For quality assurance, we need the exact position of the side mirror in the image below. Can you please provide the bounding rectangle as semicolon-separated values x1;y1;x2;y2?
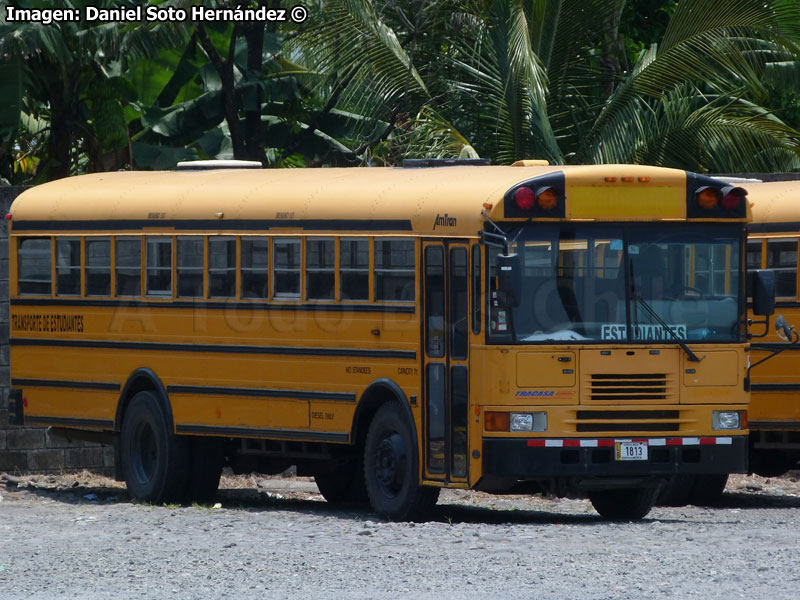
775;314;796;342
752;270;775;316
497;253;522;308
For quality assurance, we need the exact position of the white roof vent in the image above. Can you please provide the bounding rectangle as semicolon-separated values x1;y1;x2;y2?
176;160;262;170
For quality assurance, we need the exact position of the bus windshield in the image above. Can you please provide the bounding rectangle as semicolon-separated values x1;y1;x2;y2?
487;223;743;344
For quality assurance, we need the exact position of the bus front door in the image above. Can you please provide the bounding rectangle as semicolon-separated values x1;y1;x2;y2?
422;241;470;484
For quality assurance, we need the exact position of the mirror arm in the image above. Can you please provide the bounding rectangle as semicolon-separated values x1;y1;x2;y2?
749;347;783;374
481;211;511;253
748;320;800;381
479;230;507;249
747;315;771;339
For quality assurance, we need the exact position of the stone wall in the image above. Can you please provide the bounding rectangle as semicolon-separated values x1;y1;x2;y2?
0;186;113;474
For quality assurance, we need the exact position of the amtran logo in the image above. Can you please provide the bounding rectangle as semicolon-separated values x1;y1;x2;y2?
433;213;457;229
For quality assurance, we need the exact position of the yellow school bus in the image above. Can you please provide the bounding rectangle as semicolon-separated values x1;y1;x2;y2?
7;160;761;520
738;180;800;476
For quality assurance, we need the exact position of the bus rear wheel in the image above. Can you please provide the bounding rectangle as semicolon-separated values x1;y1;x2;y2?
364;402;439;521
185;437;224;504
121;391;189;504
589;487;656;521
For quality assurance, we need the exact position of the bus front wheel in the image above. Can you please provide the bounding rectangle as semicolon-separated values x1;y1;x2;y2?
687;474;728;506
121;391;189;504
363;402;439;520
589;487;656;521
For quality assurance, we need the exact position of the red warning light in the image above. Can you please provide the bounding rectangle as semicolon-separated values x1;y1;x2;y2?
514;187;535;211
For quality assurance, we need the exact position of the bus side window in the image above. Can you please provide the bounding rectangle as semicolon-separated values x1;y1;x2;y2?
177;237;203;298
56;238;81;296
18;237;52;296
375;238;415;301
273;238;301;299
340;238;369;301
306;238;335;300
115;237;141;297
241;237;268;299
745;239;763;298
208;237;236;298
767;238;797;298
85;238;110;296
146;237;172;297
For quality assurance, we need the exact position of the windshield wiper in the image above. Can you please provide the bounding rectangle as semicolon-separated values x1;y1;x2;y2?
633;294;702;362
629;258;701;363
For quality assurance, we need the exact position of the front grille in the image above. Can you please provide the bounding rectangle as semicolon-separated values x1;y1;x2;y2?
574;409;681;433
589;373;671;401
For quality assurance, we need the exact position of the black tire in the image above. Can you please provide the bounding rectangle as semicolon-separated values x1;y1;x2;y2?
121;391;189;504
656;475;694;507
364;402;439;521
185;437;224;504
687;474;728;506
314;459;368;506
589;487;657;521
751;450;794;478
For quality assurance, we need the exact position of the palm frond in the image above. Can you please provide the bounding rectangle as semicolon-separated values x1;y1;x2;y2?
405;105;478;158
583;87;800;172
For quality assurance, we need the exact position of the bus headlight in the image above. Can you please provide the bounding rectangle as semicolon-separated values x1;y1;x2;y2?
510;412;548;432
712;411;743;430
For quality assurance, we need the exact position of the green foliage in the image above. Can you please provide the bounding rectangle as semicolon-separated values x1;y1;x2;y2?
2;0;800;180
0;0;192;180
300;0;800;172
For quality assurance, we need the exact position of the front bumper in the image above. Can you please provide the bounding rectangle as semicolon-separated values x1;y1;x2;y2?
482;435;747;478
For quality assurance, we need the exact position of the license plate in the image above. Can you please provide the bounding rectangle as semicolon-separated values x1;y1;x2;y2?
616;441;648;461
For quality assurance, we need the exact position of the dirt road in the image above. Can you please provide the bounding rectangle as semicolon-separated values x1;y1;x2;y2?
1;472;799;599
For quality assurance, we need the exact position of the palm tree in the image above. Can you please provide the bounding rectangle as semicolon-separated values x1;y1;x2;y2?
296;0;800;172
0;0;188;180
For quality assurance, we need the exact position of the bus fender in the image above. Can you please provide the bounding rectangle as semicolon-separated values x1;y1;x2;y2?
115;368;174;433
351;378;418;448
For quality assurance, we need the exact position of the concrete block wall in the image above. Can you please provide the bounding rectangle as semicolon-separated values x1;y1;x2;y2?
0;185;113;474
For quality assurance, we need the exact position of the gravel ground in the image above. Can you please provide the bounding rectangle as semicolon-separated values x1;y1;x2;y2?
1;471;800;599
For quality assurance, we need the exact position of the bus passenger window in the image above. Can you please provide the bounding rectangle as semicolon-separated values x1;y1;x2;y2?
340;238;369;300
241;238;268;299
746;239;763;298
208;237;236;298
85;238;110;296
767;238;797;298
56;238;81;296
375;238;415;301
273;238;301;299
115;238;141;297
18;238;52;295
306;238;335;300
177;237;203;298
146;237;172;297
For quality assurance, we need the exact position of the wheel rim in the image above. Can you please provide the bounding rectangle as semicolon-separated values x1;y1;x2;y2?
131;421;158;485
373;432;407;498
